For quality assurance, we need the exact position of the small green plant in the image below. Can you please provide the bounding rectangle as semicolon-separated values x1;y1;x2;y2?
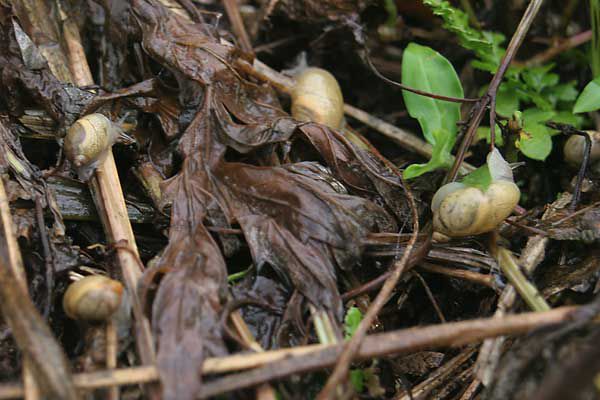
401;43;463;179
591;0;600;76
399;0;585;177
344;306;363;340
571;0;600;115
574;76;600;113
344;306;365;392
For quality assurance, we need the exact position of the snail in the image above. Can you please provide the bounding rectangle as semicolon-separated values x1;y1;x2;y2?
64;113;132;181
291;67;344;130
563;131;600;168
63;275;124;322
432;148;520;237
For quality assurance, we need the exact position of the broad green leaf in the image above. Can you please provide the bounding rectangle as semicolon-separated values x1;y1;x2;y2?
401;43;463;144
552;111;584;128
403;130;454;179
516;108;556;160
573;77;600;113
496;83;520;117
522;108;556;125
344;307;362;340
461;164;492;191
516;130;552;160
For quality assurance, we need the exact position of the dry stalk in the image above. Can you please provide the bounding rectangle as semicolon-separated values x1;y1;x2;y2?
475;202;556;385
198;306;575;398
58;5;157;395
419;262;497;290
0;306;579;399
318;181;420;399
494;247;550;312
0;177;78;399
223;0;253;53
446;0;546;180
5;2;78;398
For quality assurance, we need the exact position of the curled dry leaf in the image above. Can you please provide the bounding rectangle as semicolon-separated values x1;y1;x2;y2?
101;1;411;398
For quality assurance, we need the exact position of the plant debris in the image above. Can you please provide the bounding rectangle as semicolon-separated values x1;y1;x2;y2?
0;0;600;399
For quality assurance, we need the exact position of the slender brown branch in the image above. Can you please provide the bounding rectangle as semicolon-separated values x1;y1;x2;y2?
199;307;576;399
524;30;592;67
0;177;77;400
0;307;580;399
62;11;157;371
223;0;253;53
419;262;497;291
317;183;421;398
447;0;546;182
364;53;481;104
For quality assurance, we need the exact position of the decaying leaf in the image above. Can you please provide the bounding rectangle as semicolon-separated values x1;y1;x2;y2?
123;1;407;397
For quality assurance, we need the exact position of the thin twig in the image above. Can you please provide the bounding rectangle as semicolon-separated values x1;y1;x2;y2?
199;307;576;399
0;177;78;400
0;307;580;399
419;262;497;291
523;30;592;66
223;0;253;53
317;183;420;398
344;104;476;173
62;8;157;367
363;53;480;104
447;0;546;182
495;247;550;312
413;271;447;323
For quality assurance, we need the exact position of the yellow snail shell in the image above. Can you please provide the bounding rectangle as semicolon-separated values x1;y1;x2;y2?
63;275;123;322
291;67;344;130
432;149;520;237
64;113;121;181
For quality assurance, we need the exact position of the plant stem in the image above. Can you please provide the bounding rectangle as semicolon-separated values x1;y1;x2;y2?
0;307;578;399
447;0;546;182
591;0;600;76
495;247;550;312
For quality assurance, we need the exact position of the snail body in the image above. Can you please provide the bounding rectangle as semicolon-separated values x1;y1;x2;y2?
64;113;122;181
63;275;123;322
432;149;520;237
563;131;600;167
291;67;344;129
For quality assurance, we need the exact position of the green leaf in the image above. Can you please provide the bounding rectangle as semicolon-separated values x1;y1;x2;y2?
477;124;504;146
544;82;579;103
350;370;365;392
516;130;552;160
401;43;463;144
552;111;584;128
422;0;494;55
403;130;454;179
516;108;556;160
344;307;363;340
496;83;520;117
461;164;492;190
573;77;600;113
521;64;556;91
